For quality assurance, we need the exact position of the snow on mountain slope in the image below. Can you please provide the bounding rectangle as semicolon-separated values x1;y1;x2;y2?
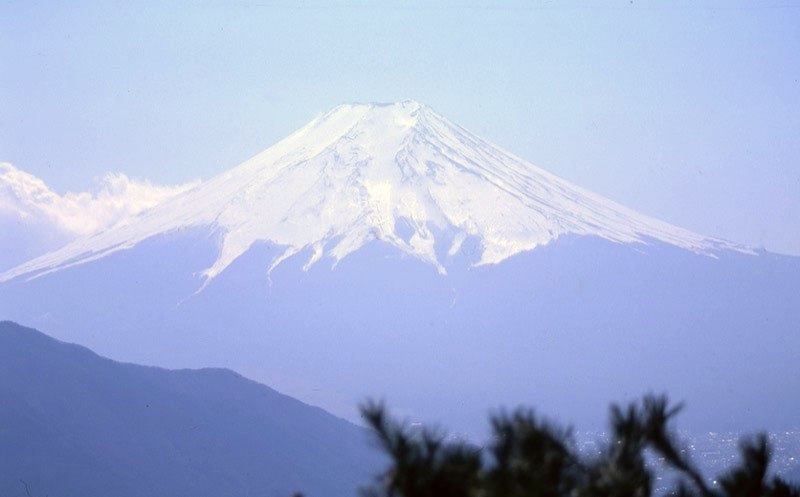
0;100;750;283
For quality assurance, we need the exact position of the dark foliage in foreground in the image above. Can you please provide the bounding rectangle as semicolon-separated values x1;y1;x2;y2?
359;395;799;497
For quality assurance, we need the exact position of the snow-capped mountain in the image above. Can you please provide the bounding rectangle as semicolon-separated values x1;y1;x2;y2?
1;101;746;283
1;102;797;439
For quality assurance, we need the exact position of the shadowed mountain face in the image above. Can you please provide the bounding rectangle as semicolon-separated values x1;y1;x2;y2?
0;321;379;497
2;231;798;439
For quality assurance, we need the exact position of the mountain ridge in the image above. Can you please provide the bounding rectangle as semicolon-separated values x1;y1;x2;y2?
0;320;378;497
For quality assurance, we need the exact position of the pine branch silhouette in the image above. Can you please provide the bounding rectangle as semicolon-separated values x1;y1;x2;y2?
359;394;799;497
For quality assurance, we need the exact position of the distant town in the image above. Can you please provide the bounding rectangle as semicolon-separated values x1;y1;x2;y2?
574;429;800;491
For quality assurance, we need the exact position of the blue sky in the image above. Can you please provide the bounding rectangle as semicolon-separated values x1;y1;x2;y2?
1;1;798;255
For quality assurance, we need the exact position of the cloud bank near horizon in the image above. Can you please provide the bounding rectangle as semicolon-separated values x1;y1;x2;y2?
0;163;198;270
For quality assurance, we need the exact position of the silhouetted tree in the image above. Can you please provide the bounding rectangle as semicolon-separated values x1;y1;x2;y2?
359;394;799;497
360;401;481;497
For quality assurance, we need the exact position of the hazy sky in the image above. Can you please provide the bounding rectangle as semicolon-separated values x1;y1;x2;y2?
2;1;798;255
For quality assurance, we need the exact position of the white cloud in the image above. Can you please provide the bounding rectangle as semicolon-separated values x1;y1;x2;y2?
0;162;198;269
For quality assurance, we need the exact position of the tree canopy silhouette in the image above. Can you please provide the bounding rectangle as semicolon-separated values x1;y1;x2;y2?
359;394;798;497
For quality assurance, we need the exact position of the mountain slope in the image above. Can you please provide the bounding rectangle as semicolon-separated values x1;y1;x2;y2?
1;101;746;283
2;233;798;439
0;321;378;497
0;101;797;441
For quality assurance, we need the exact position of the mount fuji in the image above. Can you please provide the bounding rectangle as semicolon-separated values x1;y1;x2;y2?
1;101;798;437
0;100;748;283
